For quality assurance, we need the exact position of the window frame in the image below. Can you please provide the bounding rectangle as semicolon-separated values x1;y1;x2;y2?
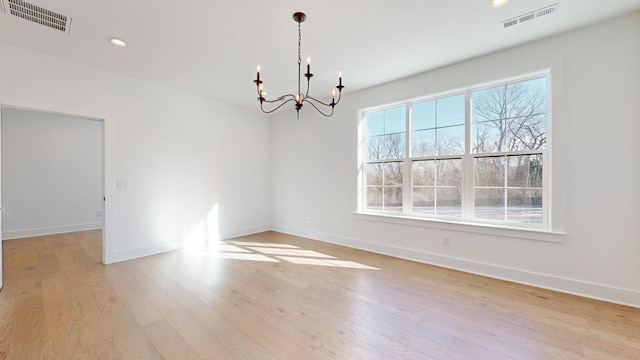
357;71;552;231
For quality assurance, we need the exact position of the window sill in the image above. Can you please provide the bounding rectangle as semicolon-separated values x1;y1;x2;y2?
353;212;566;243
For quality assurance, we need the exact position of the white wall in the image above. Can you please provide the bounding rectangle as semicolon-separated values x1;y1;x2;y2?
2;108;103;239
271;12;640;307
0;42;271;263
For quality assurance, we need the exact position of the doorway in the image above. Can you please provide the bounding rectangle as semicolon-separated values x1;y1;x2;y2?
0;106;106;269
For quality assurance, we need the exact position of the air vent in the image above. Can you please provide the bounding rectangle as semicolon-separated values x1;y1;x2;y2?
0;0;72;34
503;19;518;28
502;3;558;29
519;13;535;23
536;6;557;18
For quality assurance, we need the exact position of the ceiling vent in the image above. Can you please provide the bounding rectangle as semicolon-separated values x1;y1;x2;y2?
0;0;72;34
502;3;557;29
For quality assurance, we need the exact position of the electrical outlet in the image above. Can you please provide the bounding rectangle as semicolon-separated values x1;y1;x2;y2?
306;216;312;224
442;236;451;247
97;211;103;217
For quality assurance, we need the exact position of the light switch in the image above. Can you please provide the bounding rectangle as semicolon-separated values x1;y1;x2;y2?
117;180;128;190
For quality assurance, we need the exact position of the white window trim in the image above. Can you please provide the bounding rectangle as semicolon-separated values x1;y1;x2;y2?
357;70;555;235
352;212;566;243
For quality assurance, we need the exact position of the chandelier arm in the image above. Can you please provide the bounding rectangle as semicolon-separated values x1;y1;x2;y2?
334;90;343;105
303;99;335;117
330;90;343;106
262;94;296;103
304;95;336;108
260;98;297;114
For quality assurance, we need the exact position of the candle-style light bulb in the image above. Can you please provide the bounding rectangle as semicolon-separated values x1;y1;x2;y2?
306;57;311;74
338;71;343;87
256;66;261;82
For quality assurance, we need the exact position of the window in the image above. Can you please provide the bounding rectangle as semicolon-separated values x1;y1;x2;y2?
359;73;549;228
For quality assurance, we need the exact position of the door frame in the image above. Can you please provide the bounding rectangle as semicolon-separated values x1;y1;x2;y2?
0;103;114;264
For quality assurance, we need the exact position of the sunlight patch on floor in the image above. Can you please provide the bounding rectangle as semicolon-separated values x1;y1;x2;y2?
219;240;379;270
229;241;299;249
180;208;378;269
215;252;280;262
247;247;337;259
276;256;380;270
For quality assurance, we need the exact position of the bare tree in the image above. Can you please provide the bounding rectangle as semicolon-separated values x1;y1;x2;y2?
366;133;404;210
472;79;546;221
367;133;405;160
472;82;546;153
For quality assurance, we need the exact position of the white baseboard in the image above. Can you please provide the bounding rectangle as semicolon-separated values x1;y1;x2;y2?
271;224;640;308
114;240;182;263
2;222;103;240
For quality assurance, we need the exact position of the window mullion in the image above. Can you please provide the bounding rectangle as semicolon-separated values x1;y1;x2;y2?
403;103;411;215
463;89;474;221
543;149;549;228
503;155;508;221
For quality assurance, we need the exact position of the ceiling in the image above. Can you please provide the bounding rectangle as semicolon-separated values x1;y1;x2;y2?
1;0;640;112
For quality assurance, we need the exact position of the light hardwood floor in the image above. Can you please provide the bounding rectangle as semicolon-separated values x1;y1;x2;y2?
1;230;639;359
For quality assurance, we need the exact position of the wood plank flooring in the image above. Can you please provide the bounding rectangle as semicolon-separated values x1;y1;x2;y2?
1;230;639;359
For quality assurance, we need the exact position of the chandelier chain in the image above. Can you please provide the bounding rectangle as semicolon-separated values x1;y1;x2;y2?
297;22;302;66
297;21;302;99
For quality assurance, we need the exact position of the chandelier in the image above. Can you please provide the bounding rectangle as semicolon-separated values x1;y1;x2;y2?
253;12;344;119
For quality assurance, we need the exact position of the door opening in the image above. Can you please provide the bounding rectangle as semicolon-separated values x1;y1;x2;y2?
0;105;107;266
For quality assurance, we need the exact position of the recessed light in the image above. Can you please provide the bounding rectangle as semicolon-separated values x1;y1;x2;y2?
109;37;127;47
492;0;509;7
